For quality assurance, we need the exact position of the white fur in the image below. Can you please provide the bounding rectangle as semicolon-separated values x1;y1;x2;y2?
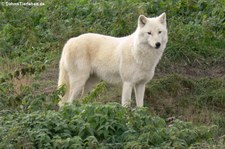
58;13;168;107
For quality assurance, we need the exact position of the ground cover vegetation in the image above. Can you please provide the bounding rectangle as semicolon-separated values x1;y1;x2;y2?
0;0;224;148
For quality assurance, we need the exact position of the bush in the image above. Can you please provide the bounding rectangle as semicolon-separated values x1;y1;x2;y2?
0;0;224;148
0;103;220;148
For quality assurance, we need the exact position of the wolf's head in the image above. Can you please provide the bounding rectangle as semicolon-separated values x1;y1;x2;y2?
136;13;168;50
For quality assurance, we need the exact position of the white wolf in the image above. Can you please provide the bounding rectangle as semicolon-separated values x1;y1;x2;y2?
58;13;168;107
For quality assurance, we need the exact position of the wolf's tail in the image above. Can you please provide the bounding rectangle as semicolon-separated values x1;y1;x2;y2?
58;61;69;91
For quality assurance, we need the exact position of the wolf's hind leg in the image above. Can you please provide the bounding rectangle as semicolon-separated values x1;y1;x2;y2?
82;75;100;97
67;73;89;104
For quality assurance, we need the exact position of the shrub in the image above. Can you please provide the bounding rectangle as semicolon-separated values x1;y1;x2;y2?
0;103;220;148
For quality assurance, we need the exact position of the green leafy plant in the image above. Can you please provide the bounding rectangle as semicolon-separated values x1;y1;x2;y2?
0;0;224;148
0;103;221;148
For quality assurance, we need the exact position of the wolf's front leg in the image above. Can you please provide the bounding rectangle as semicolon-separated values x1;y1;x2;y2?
122;82;133;107
134;83;145;107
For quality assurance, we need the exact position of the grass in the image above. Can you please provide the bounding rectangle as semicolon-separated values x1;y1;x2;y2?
0;0;225;147
92;74;225;136
0;102;223;148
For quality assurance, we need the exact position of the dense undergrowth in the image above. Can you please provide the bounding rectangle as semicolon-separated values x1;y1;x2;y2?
0;103;222;148
0;0;225;148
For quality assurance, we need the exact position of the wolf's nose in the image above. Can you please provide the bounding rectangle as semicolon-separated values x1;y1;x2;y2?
155;42;161;48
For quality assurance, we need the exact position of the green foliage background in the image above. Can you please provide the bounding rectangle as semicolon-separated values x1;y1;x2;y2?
0;0;225;148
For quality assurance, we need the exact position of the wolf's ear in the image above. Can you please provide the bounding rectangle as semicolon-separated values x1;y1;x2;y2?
158;12;166;25
138;15;147;27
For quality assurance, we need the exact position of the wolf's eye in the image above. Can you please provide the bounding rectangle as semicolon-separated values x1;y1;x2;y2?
147;32;151;35
158;31;162;34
